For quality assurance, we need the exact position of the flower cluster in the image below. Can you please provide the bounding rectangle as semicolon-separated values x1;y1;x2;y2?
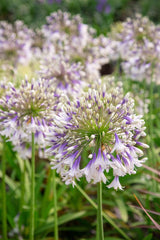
46;77;148;189
38;52;86;94
109;14;160;83
43;10;84;38
0;77;57;147
0;20;33;66
0;11;149;190
40;11;110;80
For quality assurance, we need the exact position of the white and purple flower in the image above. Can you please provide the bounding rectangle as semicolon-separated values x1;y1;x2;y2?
0;77;58;148
0;20;33;66
109;14;160;83
46;78;148;189
38;52;86;94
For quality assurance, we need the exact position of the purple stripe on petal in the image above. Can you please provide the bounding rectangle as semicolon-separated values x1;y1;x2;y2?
72;155;81;170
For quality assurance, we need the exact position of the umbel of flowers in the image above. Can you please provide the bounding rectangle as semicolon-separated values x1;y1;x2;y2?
41;10;110;80
42;10;95;52
38;51;86;93
0;76;62;240
46;77;148;190
0;77;58;148
0;20;33;66
109;14;160;83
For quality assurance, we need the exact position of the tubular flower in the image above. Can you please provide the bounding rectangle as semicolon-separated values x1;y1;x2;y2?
46;79;148;189
0;77;57;147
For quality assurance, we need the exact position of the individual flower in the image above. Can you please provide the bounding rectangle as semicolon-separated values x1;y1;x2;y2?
46;77;148;189
0;20;33;66
0;77;58;148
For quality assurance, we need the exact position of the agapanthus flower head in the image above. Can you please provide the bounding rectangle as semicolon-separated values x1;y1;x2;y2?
41;11;110;81
109;14;159;55
0;77;57;147
108;14;160;83
0;20;33;66
38;52;86;93
43;10;94;40
124;13;160;46
46;77;148;189
121;49;160;83
41;11;82;54
41;11;104;60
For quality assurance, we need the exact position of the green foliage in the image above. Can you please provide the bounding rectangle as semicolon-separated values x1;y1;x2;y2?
1;0;160;34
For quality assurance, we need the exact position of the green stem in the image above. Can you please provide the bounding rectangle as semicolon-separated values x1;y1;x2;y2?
2;143;7;240
97;182;104;240
53;169;58;240
149;71;157;192
149;76;154;156
19;159;26;231
20;160;26;212
29;133;35;240
75;184;131;240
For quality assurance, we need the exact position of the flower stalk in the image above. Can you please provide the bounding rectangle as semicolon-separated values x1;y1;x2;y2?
29;132;35;240
97;182;104;240
20;159;26;212
53;169;58;240
149;68;157;192
2;142;8;240
75;184;131;240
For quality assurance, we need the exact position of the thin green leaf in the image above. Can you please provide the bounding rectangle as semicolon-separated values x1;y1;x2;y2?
35;211;86;235
116;198;128;222
143;233;153;240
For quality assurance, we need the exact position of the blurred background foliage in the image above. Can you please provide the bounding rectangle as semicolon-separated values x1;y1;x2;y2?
1;0;160;33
